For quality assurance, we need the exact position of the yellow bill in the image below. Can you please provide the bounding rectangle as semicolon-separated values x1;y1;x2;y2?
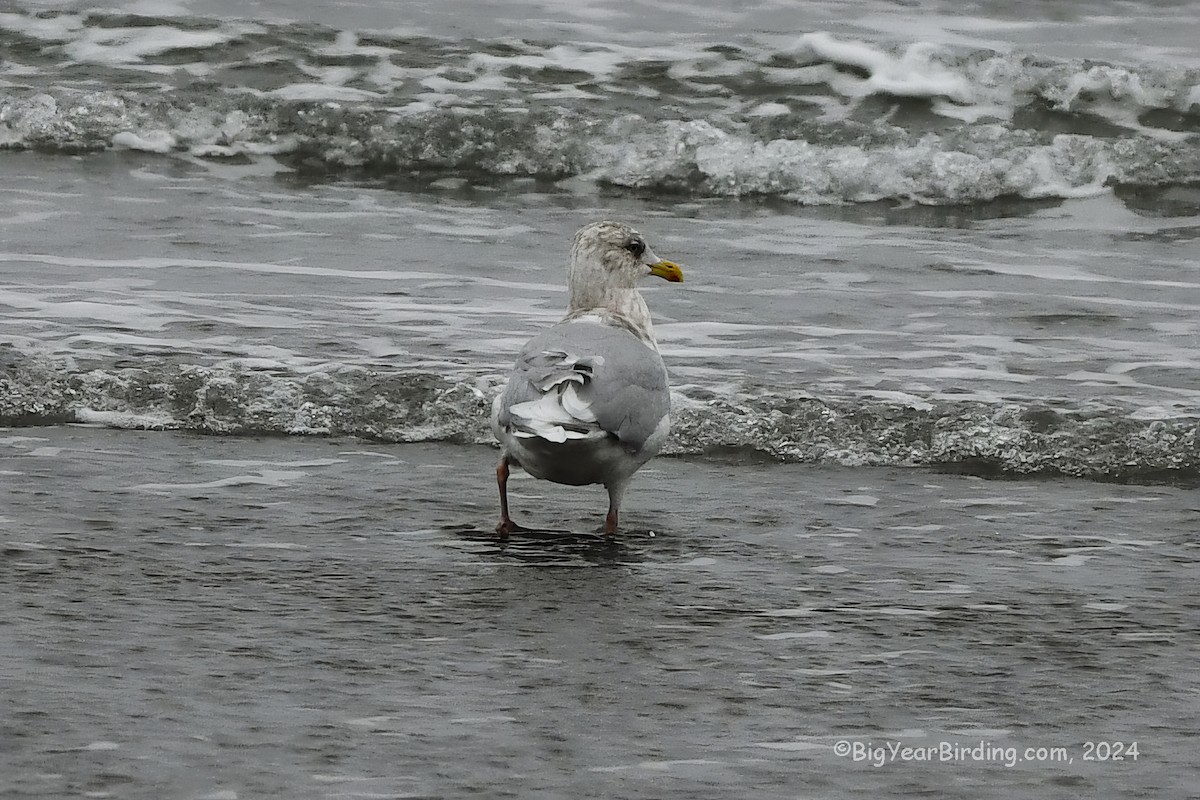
649;260;684;283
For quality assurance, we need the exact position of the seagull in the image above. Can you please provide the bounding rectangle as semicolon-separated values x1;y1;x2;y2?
491;220;684;537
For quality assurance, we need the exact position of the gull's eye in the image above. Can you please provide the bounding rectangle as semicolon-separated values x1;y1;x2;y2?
625;238;646;257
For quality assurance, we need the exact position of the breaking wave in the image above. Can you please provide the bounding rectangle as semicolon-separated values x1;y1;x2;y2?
2;11;1199;206
3;351;1197;485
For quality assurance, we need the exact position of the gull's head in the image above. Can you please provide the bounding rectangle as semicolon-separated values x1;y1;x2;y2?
569;220;684;292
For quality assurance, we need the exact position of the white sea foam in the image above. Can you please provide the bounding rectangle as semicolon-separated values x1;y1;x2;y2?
81;741;120;751
864;607;940;617
588;759;727;773
202;458;347;468
908;584;972;594
112;130;176;153
197;791;238;800
791;33;976;104
75;409;179;429
268;84;383;102
63;25;256;65
223;542;307;550
826;495;879;506
1039;554;1096;567
760;608;815;617
758;631;834;641
128;471;309;492
0;12;85;41
939;497;1026;507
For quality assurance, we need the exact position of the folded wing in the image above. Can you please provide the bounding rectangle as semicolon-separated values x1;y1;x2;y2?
498;320;669;453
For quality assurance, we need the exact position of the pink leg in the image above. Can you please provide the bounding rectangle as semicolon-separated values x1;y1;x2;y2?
604;506;618;537
495;456;522;538
604;482;625;537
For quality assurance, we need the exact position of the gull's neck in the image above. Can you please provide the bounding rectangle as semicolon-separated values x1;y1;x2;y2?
566;242;658;346
566;286;657;347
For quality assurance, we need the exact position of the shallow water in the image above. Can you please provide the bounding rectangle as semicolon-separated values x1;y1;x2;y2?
2;0;1200;796
3;426;1198;798
4;151;1197;406
3;151;1200;479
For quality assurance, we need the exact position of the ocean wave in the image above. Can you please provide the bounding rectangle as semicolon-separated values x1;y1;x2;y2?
3;89;1199;207
3;351;1197;484
1;12;1199;205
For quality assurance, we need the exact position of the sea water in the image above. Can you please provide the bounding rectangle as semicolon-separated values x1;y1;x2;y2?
2;0;1198;796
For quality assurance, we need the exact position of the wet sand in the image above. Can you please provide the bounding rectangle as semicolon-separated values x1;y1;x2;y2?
2;426;1196;798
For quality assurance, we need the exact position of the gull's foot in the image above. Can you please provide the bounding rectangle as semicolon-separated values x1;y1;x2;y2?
495;519;528;538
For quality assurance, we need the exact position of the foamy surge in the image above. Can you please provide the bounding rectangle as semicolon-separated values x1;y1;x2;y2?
1;11;1198;205
3;353;1197;484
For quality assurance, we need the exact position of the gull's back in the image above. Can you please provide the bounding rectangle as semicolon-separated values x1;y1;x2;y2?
492;316;670;486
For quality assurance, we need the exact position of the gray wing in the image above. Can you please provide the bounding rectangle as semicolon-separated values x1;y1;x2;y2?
496;320;670;452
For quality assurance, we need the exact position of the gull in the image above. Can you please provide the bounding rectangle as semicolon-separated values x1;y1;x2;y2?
491;220;684;536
